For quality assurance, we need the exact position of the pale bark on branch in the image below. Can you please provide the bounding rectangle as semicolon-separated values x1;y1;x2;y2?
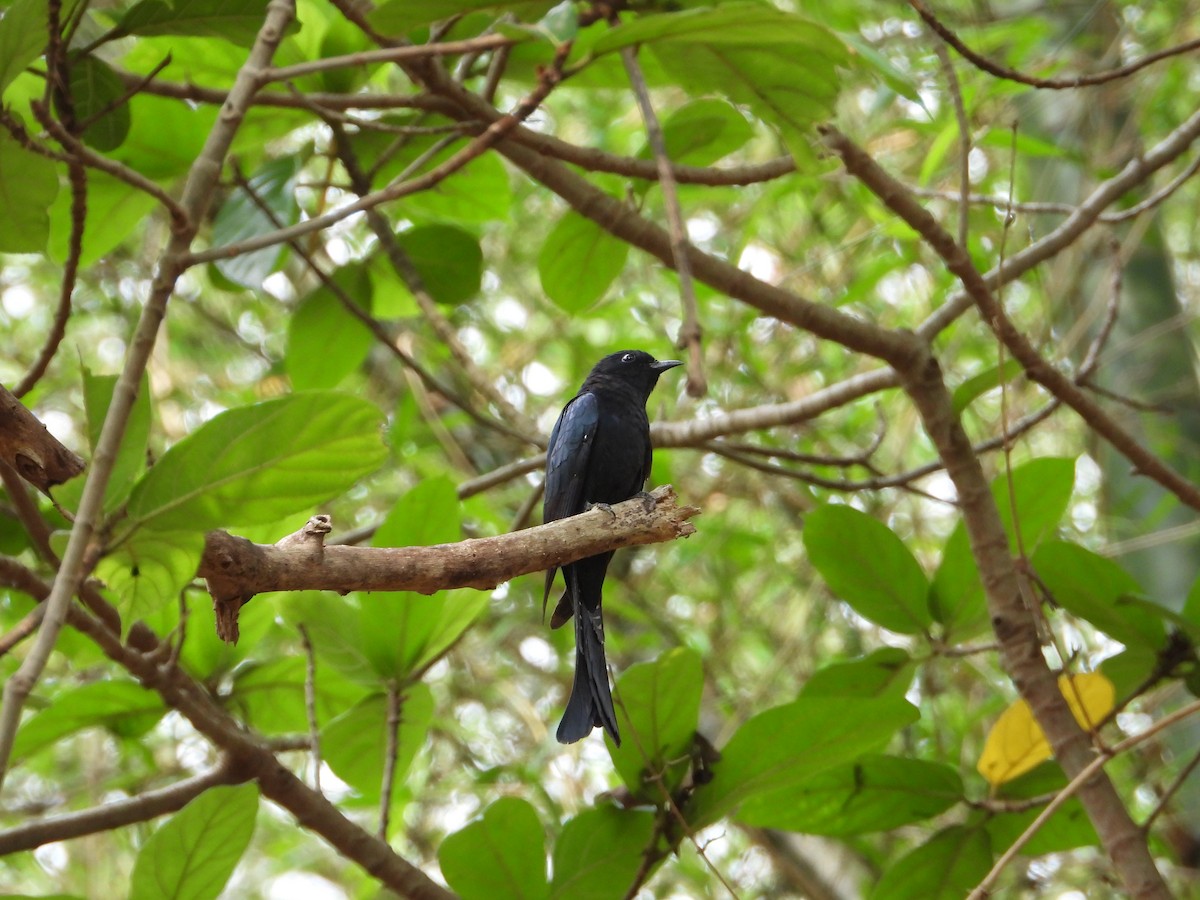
201;485;699;642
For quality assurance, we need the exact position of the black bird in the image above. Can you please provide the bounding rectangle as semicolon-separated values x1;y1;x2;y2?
543;350;682;746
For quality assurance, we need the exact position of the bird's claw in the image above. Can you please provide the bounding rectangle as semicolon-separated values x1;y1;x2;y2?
635;490;656;512
587;501;617;519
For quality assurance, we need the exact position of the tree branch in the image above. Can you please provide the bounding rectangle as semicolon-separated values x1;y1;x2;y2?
0;0;298;793
200;485;700;641
0;761;247;854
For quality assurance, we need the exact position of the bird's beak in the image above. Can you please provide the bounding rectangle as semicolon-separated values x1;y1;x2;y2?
652;359;684;371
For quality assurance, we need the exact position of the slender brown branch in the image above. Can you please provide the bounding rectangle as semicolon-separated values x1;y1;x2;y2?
909;0;1200;89
297;623;322;794
0;761;247;853
821;125;1200;515
263;34;516;83
933;43;970;249
201;486;699;641
378;681;401;840
620;46;706;396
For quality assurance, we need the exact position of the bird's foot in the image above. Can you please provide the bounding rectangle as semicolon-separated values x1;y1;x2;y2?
635;490;656;512
586;501;617;519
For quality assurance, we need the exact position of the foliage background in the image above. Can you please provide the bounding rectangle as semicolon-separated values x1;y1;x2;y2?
1;0;1200;897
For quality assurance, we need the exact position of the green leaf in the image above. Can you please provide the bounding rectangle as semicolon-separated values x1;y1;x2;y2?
117;0;284;46
129;783;258;900
112;94;219;180
985;765;1098;856
952;358;1024;414
800;647;915;700
396;224;483;305
48;169;156;265
609;648;704;798
394;145;513;225
0;0;58;96
687;695;919;828
994;457;1076;554
640;99;753;170
594;4;846;138
869;825;992;900
125;392;387;534
286;264;375;390
931;458;1076;638
321;685;433;802
82;370;152;513
440;797;549;900
550;807;657;900
67;56;131;152
736;755;963;835
211;156;299;289
538;211;630;312
373;477;461;549
13;680;165;762
228;654;369;735
0;125;59;252
369;0;553;35
1031;541;1166;650
96;530;206;628
359;589;489;682
804;505;931;634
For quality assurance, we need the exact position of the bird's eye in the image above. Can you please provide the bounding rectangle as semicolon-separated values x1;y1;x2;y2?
621;353;634;362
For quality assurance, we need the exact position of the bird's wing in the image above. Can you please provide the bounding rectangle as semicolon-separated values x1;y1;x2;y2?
542;392;598;619
543;391;598;524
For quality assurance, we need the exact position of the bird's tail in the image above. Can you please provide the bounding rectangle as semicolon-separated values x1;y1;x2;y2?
556;568;621;746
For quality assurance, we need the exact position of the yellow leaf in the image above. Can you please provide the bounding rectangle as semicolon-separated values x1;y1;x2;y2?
977;673;1114;787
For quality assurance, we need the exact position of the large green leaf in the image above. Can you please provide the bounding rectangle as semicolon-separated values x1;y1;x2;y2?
1031;541;1167;650
13;680;165;762
930;458;1076;638
117;0;284;46
550;807;657;900
593;4;846;138
211;156;299;289
286;264;375;390
608;648;704;799
47;169;156;265
985;765;1098;856
67;56;131;152
96;530;207;628
869;825;992;900
638;99;753;171
83;370;152;513
228;655;370;735
538;211;631;312
112;94;219;180
125;392;387;534
736;755;963;835
0;0;50;96
320;685;433;803
687;695;919;828
129;783;258;900
0;125;59;253
373;476;461;549
396;223;483;305
440;797;549;900
800;647;915;701
369;0;553;35
804;504;931;635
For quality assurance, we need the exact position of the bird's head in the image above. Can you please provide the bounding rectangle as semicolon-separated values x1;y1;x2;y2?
585;350;683;397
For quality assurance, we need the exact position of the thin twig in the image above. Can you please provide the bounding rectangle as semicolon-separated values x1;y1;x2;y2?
378;681;402;841
620;45;706;397
1141;743;1200;834
297;623;322;794
909;0;1200;89
934;43;970;249
263;34;516;83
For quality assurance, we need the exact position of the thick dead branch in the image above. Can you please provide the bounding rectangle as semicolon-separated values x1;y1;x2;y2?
0;384;85;493
200;485;699;642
